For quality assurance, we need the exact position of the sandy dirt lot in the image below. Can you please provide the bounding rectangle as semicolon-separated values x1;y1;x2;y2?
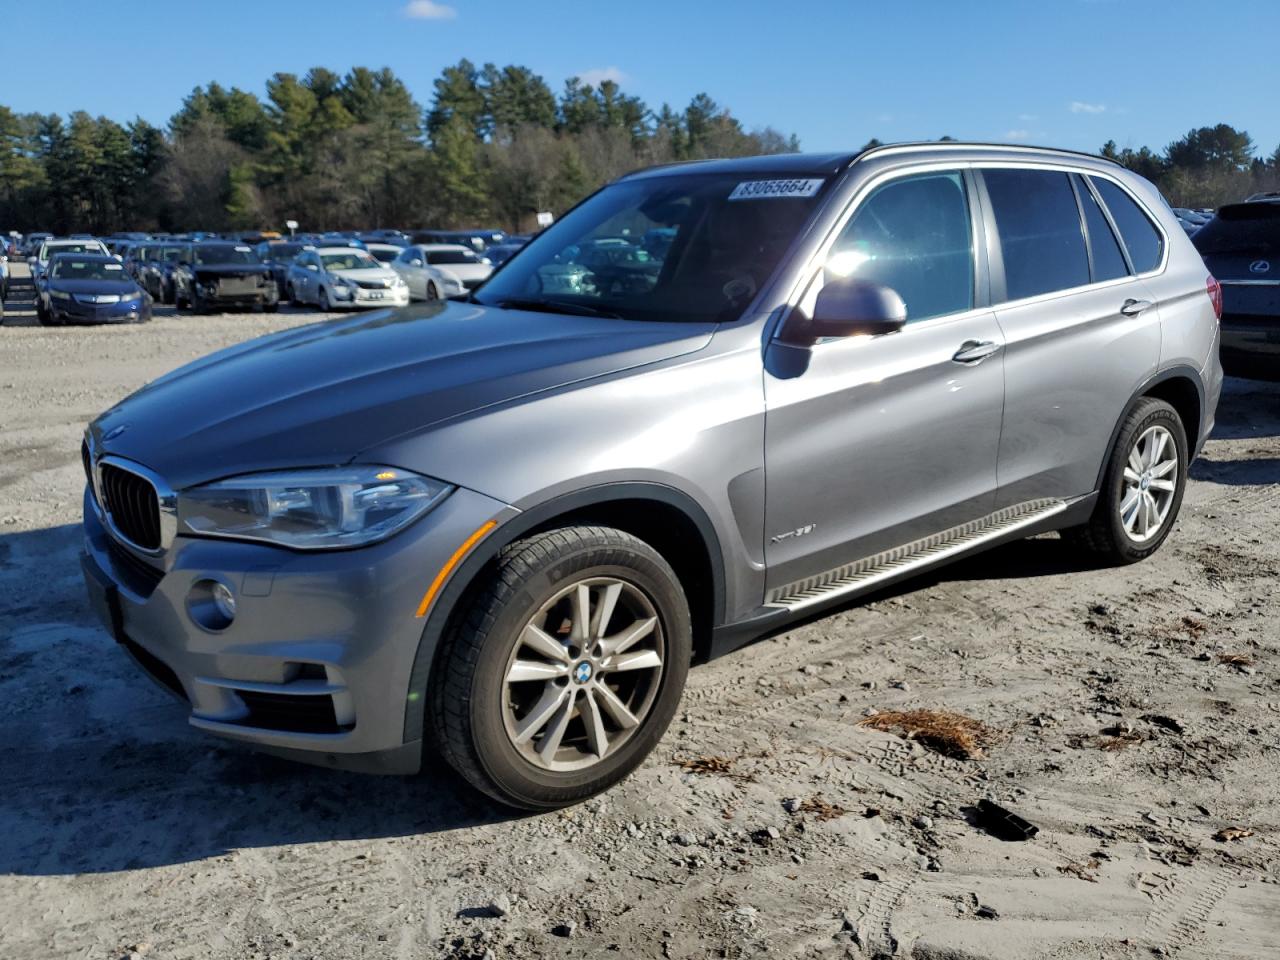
1;261;1277;959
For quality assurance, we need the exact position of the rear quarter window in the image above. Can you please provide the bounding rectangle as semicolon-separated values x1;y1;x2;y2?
1090;176;1164;273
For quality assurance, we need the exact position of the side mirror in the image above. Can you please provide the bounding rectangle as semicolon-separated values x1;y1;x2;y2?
410;258;423;268
307;263;318;272
800;278;907;341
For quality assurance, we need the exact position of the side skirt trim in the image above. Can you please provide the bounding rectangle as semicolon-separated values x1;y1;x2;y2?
765;498;1068;611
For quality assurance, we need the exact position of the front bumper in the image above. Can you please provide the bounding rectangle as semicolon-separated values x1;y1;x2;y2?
330;288;411;310
49;298;148;324
81;483;511;772
195;288;279;308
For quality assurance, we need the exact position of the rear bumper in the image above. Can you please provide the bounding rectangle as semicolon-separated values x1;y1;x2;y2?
80;483;511;772
1220;315;1280;381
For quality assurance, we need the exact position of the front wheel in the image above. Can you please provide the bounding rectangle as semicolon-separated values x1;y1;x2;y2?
1065;397;1187;564
426;281;439;300
431;526;691;810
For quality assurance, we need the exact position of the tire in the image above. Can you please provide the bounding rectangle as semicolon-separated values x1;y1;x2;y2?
426;281;439;301
320;287;332;311
431;525;691;810
287;284;301;307
264;301;279;313
1065;397;1187;564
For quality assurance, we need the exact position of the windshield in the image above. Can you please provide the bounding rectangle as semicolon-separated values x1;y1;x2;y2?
1193;204;1280;255
473;172;827;322
193;245;261;265
159;245;189;263
322;251;379;270
265;244;305;261
50;259;127;281
425;249;481;265
43;242;102;260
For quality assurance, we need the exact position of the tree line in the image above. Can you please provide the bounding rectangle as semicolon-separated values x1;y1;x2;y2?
0;62;797;235
2;61;1277;235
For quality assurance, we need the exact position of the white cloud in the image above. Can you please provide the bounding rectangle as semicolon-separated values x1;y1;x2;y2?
404;0;457;19
576;66;627;88
1003;129;1032;141
1069;101;1107;114
1017;113;1038;122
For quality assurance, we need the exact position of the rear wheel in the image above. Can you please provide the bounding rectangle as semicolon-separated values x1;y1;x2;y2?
426;281;439;300
1065;397;1187;564
431;526;691;810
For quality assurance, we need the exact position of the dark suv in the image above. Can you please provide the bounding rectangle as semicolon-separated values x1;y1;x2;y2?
174;242;279;313
1192;198;1280;379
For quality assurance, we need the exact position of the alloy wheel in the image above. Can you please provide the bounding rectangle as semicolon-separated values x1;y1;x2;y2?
1119;424;1178;542
501;576;665;772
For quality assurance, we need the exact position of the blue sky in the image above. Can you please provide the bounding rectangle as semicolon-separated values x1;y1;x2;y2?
5;0;1279;157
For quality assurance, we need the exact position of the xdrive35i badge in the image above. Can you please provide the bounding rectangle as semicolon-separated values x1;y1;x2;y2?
771;524;817;544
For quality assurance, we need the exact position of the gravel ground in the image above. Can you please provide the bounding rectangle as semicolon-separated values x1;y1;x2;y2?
1;261;1278;959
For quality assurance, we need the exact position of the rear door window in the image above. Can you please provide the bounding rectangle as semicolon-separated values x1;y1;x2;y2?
1090;176;1164;273
827;170;974;323
983;168;1090;301
1074;175;1130;282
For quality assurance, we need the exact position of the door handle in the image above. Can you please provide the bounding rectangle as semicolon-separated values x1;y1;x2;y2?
1120;298;1153;316
952;339;1002;364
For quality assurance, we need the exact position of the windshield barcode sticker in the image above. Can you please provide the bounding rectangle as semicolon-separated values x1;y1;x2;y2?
728;178;824;201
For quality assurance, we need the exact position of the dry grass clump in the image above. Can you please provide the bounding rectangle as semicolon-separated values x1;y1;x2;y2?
1216;652;1256;668
672;754;756;783
857;709;996;760
797;796;847;821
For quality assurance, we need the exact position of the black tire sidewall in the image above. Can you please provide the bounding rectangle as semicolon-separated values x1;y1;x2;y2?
463;539;690;808
1100;400;1188;561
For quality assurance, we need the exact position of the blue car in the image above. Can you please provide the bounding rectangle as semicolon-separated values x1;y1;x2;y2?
37;253;151;326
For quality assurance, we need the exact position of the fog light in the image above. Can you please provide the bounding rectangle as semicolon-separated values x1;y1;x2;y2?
187;578;237;631
212;581;237;620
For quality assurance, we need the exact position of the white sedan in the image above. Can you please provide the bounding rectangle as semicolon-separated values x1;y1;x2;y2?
33;238;110;285
286;246;410;311
390;244;493;301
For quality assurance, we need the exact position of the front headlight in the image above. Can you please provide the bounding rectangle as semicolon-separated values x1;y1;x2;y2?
391;275;407;288
177;466;452;549
120;289;142;302
51;289;72;300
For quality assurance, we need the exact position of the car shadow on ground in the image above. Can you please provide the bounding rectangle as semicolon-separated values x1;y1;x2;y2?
0;524;525;878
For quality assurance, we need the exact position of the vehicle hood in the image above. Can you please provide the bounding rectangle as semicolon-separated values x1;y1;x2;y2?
49;278;138;296
190;263;272;280
330;266;398;283
436;262;491;282
89;300;715;490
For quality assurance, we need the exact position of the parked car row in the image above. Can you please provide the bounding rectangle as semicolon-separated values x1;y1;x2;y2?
7;189;1275;387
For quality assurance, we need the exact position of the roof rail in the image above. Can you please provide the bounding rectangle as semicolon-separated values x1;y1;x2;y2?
851;140;1120;168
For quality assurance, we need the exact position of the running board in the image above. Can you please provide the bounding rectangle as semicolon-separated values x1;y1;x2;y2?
765;498;1068;612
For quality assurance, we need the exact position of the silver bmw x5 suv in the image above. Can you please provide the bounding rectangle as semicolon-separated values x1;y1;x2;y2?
81;143;1223;809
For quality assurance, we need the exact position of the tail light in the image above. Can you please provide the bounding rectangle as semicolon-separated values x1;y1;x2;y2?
1206;274;1222;320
